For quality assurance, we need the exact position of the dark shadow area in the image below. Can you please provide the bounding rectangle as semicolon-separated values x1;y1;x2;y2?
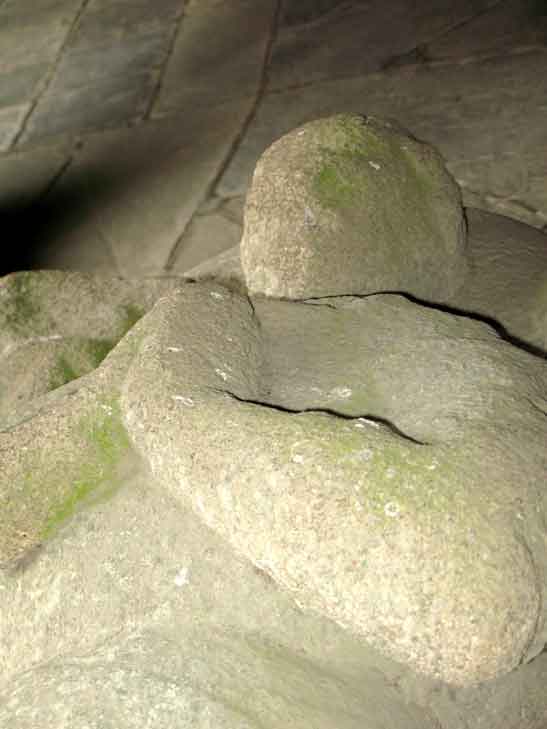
0;166;135;277
1;196;51;276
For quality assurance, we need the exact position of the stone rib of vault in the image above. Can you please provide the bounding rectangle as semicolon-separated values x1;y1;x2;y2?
2;114;547;726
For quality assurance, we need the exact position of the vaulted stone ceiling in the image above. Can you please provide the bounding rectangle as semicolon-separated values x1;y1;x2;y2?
0;0;546;276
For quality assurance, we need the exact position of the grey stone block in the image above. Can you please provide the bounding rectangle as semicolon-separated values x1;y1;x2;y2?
0;104;28;152
22;75;154;142
50;33;169;92
154;0;276;114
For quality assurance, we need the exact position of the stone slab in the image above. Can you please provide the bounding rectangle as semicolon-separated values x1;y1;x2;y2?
72;0;183;49
0;0;77;72
27;224;120;275
0;0;79;130
49;32;170;91
28;101;251;276
279;0;347;27
0;104;29;152
424;0;547;61
0;141;72;273
218;51;547;228
0;64;46;108
21;73;155;143
153;0;276;114
0;141;69;210
267;0;497;91
169;197;243;274
16;0;182;144
0;0;80;131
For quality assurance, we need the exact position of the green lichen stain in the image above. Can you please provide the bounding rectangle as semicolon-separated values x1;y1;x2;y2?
46;304;147;392
3;272;41;331
122;304;145;333
54;356;79;388
279;410;478;537
40;398;132;539
49;338;118;391
310;114;445;256
312;117;395;212
87;338;117;366
314;156;362;208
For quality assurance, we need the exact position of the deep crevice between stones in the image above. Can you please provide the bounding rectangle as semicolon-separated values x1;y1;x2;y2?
211;386;429;446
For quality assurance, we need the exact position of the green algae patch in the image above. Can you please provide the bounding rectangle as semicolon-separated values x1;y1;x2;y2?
1;389;139;568
2;271;43;333
122;303;146;332
39;398;132;539
313;153;365;209
48;338;119;391
311;116;401;212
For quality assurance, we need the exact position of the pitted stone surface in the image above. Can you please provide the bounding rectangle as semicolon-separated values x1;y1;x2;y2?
1;268;547;724
241;114;467;300
0;459;436;729
120;282;547;687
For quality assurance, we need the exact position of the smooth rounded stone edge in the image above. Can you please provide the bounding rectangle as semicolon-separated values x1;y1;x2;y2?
240;114;468;301
120;282;545;686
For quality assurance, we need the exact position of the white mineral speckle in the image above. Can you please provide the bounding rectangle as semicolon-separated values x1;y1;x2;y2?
167;346;183;353
215;368;229;381
210;291;224;300
174;566;190;587
369;161;381;170
219;482;234;511
331;386;352;399
384;501;400;518
354;417;379;429
304;206;318;228
172;395;195;407
386;466;396;479
292;454;304;464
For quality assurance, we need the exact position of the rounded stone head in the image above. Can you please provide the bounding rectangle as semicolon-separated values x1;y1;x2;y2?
241;113;468;301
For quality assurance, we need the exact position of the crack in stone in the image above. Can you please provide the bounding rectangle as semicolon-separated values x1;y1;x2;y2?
211;386;429;445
